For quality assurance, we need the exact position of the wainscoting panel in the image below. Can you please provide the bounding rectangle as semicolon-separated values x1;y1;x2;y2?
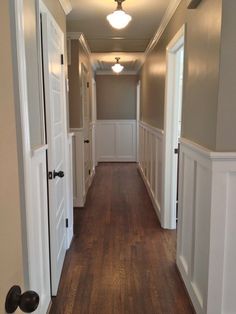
138;121;163;221
96;120;137;162
177;138;236;314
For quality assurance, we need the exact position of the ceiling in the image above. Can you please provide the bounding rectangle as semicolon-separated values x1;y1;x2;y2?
67;0;172;73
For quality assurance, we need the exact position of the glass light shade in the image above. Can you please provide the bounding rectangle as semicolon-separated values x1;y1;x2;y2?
107;9;132;30
112;63;124;74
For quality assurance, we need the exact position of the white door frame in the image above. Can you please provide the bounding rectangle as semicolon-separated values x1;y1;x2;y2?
162;25;185;229
10;0;51;312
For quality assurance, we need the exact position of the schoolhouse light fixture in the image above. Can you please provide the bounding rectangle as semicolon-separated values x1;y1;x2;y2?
107;0;132;30
112;57;124;74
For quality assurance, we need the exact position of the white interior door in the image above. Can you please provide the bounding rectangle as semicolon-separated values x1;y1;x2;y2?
162;26;185;229
41;9;67;296
82;64;91;192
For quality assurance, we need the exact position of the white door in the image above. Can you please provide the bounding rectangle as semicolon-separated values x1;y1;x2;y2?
41;10;67;295
162;26;185;229
82;64;91;192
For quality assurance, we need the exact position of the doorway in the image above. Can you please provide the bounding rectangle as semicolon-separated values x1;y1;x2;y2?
162;26;185;230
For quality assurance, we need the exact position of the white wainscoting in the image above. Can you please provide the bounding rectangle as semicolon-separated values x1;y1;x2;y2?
30;145;51;314
96;120;137;162
177;138;236;314
71;127;95;207
138;121;164;222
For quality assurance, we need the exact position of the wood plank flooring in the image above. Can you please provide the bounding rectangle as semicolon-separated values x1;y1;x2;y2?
50;163;194;314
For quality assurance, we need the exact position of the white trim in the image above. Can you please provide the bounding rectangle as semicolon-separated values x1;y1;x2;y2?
67;32;91;57
162;25;185;230
58;0;72;15
177;138;236;314
139;120;164;137
145;0;182;57
138;121;164;222
138;165;161;221
31;144;48;157
12;0;51;312
181;138;236;161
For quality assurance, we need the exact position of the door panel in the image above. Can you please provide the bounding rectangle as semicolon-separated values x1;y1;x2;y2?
82;64;91;192
41;12;67;296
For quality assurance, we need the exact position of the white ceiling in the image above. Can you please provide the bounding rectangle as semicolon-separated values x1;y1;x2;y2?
67;0;172;73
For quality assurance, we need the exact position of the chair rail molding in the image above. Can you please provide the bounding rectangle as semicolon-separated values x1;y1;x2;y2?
177;138;236;314
138;121;164;222
58;0;72;15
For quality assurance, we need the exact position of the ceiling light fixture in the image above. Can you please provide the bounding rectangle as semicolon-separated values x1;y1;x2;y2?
107;0;132;30
112;57;124;74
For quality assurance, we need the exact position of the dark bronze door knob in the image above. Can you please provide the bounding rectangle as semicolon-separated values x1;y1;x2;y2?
53;170;65;178
84;139;90;143
5;285;40;313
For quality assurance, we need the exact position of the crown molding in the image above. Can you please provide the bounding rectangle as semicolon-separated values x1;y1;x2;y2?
59;0;72;15
67;32;91;57
145;0;182;57
96;70;138;76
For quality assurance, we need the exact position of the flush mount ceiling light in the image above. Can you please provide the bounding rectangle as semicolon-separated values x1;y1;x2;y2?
107;0;132;30
112;57;124;74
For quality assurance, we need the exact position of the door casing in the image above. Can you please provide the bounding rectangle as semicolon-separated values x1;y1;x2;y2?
162;25;186;229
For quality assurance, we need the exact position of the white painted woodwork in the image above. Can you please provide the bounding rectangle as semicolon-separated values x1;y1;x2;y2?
96;120;137;162
81;64;91;193
163;25;185;230
30;146;51;313
177;138;236;314
41;6;67;295
71;127;95;208
66;133;74;247
12;0;51;312
138;121;163;221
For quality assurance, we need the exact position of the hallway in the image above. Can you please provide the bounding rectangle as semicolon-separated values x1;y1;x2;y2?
50;163;194;314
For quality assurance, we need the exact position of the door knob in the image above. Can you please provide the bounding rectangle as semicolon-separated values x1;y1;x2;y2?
84;140;90;143
5;285;39;313
53;170;65;178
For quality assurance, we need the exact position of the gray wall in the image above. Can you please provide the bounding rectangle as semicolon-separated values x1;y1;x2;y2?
216;0;236;151
140;0;222;151
68;39;93;128
0;1;25;309
96;75;137;120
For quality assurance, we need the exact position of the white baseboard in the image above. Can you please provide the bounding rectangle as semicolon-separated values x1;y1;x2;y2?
138;164;161;222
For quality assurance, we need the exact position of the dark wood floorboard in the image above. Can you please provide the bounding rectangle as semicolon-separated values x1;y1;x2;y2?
50;163;194;314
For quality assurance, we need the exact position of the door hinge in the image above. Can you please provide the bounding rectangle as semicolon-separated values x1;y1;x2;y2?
48;171;53;180
87;82;89;88
65;218;69;228
89;169;91;175
174;148;179;155
61;54;64;65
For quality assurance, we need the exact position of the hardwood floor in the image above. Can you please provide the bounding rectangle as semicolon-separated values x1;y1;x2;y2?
50;163;194;314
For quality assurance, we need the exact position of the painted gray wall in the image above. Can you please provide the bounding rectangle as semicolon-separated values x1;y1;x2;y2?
140;0;222;151
96;75;137;120
216;0;236;151
68;39;93;128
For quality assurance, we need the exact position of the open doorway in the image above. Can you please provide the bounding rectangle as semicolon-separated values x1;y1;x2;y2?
162;26;185;230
